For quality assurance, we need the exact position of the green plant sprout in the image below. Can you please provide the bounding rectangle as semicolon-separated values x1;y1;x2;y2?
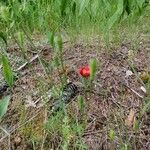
1;54;14;87
0;95;10;120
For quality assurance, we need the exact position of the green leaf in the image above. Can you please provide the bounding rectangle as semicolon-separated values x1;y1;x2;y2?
60;0;67;17
0;96;10;120
141;98;150;116
47;31;55;47
106;0;124;30
102;0;111;13
133;119;140;131
89;58;97;81
0;32;7;46
0;6;10;22
72;2;76;15
79;0;90;16
108;129;115;141
9;21;15;29
136;0;145;9
78;95;85;112
16;32;27;58
91;0;100;17
54;35;63;52
16;32;24;47
1;54;14;87
53;56;60;67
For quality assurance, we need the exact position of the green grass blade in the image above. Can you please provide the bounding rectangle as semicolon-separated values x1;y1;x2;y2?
136;0;145;9
54;35;63;52
1;54;14;87
79;0;90;16
89;58;97;81
60;0;67;17
0;95;10;120
0;32;7;46
47;31;55;47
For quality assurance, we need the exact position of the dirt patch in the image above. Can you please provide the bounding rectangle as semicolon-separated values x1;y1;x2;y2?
0;37;150;149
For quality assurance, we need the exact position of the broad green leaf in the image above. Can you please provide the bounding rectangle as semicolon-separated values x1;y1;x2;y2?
0;6;10;22
107;0;124;30
89;58;97;81
72;2;76;15
91;0;99;17
123;0;131;15
60;0;67;17
1;54;14;87
0;96;10;120
102;0;111;13
136;0;145;9
79;0;90;16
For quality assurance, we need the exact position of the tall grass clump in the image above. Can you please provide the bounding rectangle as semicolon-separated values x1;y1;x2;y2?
0;0;149;43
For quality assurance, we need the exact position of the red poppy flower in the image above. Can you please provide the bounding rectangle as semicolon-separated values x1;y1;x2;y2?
79;66;90;77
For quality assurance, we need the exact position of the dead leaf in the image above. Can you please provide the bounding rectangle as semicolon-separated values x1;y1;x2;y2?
140;71;150;83
14;136;22;146
25;95;36;108
125;109;136;127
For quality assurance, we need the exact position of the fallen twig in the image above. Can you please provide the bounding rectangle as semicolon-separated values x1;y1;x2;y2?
121;82;144;99
15;54;39;72
111;93;127;108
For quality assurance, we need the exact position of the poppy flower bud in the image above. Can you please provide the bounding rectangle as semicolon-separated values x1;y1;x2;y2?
79;66;90;77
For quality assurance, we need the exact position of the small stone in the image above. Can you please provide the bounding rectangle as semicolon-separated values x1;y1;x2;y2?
125;70;133;77
140;86;147;93
14;136;22;146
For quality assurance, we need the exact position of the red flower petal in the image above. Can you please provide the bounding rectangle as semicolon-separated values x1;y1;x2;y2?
79;66;90;77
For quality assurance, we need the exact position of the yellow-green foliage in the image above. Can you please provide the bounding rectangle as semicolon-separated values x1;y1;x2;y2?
0;0;149;38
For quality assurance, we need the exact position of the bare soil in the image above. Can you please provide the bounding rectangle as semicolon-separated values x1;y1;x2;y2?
0;35;150;150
